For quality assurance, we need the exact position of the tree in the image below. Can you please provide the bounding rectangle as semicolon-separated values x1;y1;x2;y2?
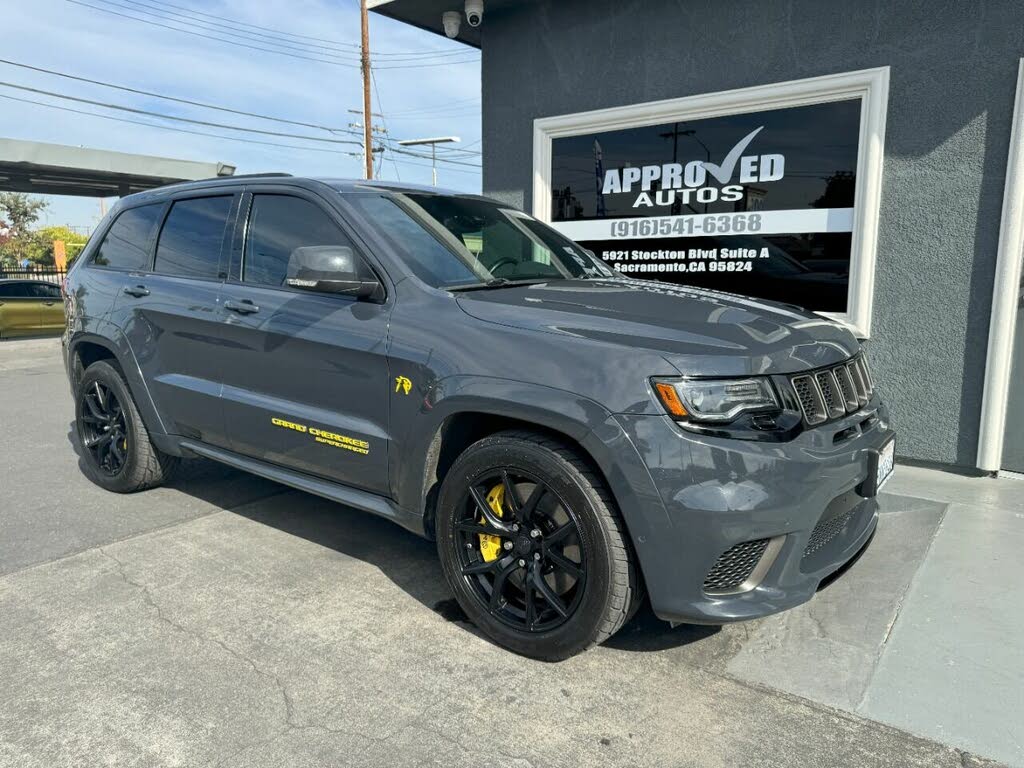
0;193;50;267
38;226;89;265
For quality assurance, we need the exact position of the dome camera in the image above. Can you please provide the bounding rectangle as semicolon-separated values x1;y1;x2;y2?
465;0;483;27
442;10;461;38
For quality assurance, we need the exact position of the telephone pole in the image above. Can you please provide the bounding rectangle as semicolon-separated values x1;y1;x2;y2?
360;0;373;180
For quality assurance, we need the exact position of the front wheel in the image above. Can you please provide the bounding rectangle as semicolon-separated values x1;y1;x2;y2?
436;431;640;660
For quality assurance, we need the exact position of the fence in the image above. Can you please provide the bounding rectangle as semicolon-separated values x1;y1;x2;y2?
0;265;68;285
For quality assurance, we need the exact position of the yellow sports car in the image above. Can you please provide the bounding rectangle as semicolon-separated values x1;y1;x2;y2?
0;279;65;339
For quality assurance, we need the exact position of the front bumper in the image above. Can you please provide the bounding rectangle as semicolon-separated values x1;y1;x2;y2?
613;396;893;624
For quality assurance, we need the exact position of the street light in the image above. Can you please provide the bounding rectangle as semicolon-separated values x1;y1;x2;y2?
396;136;460;187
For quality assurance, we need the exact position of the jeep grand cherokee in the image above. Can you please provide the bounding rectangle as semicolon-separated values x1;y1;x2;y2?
62;175;894;660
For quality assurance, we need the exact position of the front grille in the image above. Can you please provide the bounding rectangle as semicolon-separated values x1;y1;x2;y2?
789;355;874;427
804;509;856;556
704;538;770;594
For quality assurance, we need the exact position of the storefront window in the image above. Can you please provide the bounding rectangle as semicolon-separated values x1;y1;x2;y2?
548;100;862;312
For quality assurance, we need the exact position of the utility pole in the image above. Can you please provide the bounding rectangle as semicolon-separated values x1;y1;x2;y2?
360;0;373;180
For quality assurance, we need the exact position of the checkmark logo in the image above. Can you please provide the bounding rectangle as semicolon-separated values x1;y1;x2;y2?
700;126;764;184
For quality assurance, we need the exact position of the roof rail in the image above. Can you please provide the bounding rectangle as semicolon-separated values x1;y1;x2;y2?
223;172;293;179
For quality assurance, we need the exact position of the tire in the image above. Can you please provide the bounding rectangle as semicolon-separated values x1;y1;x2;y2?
436;430;641;660
75;360;178;493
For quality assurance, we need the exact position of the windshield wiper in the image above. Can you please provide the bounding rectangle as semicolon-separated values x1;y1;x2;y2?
447;278;549;292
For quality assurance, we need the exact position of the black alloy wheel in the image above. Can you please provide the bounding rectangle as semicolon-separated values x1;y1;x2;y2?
437;431;641;660
74;360;177;493
455;469;587;633
79;380;129;476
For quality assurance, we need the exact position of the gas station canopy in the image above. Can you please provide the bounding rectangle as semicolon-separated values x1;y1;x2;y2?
0;138;235;197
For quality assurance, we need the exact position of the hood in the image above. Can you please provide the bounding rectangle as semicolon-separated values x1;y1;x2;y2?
455;278;860;376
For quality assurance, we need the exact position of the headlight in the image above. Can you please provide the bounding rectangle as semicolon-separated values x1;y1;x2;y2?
653;377;779;423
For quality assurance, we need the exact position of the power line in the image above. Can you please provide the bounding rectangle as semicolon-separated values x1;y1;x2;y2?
370;68;401;182
96;0;365;61
64;0;359;67
66;0;478;67
387;145;481;168
0;58;348;134
384;110;481;120
99;0;478;57
91;0;480;63
0;80;364;145
1;91;483;177
0;92;359;157
376;96;481;115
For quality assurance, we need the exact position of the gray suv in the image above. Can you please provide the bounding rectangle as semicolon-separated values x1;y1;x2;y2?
62;175;895;660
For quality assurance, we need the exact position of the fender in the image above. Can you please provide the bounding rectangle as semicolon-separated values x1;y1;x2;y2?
391;375;669;561
67;324;172;448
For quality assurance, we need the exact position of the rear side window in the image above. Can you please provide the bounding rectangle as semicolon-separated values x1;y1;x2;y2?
92;204;163;270
27;283;62;298
155;196;233;279
242;194;365;288
0;282;30;298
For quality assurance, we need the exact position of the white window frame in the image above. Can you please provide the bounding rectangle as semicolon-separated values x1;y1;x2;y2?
532;67;890;337
978;58;1024;473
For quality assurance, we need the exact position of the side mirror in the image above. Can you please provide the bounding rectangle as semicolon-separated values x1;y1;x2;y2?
285;246;380;299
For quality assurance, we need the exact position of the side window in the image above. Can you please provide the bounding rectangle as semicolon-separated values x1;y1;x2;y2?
27;283;62;298
0;283;30;298
243;194;366;288
92;204;163;270
155;196;233;279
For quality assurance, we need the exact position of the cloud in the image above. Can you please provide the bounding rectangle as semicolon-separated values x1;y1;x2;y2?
0;0;481;226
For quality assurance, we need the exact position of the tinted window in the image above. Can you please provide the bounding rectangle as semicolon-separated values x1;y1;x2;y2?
347;192;611;287
92;204;163;270
0;282;30;298
155;196;233;279
244;195;365;287
26;283;62;298
348;194;477;286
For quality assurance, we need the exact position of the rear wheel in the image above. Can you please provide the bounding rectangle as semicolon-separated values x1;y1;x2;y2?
436;431;640;660
75;360;177;492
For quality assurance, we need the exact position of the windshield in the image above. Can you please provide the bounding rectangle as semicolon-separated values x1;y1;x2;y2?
347;192;616;288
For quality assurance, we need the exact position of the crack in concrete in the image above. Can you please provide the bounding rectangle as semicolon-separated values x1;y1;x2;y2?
98;547;300;761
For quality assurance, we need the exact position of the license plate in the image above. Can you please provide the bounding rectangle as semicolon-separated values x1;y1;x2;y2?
876;438;895;491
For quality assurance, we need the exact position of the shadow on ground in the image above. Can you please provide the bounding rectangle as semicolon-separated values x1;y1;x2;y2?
67;421;718;654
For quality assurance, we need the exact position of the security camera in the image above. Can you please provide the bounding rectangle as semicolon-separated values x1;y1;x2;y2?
442;10;461;38
465;0;483;27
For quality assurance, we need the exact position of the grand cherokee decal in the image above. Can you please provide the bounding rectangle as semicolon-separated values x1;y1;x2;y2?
270;417;370;455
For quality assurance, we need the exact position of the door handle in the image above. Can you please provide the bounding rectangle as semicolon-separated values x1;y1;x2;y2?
44;301;56;306
225;299;259;315
123;285;150;298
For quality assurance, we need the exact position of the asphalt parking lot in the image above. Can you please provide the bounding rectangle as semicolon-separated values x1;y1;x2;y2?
0;337;1018;767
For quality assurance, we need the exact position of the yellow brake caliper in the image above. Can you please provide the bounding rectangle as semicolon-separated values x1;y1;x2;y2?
479;484;505;562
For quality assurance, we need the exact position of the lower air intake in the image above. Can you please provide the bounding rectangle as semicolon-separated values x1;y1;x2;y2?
703;538;770;594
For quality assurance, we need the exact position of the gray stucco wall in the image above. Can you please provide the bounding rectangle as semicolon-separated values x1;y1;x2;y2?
479;0;1024;469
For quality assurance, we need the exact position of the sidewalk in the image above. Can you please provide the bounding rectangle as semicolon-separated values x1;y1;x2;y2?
642;464;1024;766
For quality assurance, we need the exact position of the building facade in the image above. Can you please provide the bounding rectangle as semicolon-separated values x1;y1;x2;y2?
373;0;1024;473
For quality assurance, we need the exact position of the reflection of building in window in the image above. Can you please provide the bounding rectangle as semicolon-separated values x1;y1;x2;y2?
553;185;584;220
738;186;767;212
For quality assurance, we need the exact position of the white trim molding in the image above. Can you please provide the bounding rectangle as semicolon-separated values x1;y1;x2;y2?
978;59;1024;472
532;67;890;337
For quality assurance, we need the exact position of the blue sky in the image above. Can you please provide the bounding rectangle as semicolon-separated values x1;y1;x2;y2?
0;0;481;230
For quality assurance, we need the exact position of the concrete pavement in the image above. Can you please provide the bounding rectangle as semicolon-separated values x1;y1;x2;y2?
0;337;1018;767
